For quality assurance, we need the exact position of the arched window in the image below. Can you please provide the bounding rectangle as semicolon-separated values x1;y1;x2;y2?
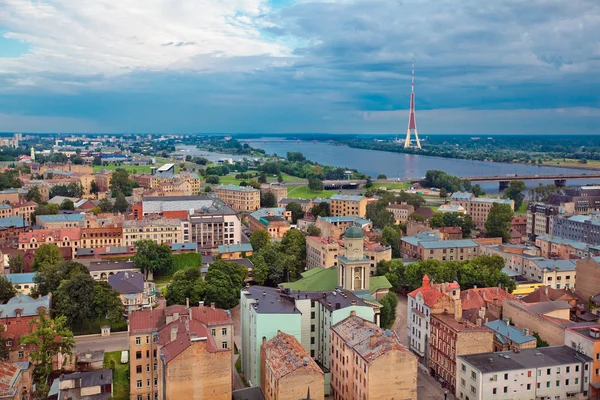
353;267;362;290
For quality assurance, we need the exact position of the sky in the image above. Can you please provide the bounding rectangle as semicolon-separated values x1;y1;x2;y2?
0;0;599;134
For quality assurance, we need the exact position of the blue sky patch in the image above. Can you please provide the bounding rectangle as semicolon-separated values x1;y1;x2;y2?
0;33;30;58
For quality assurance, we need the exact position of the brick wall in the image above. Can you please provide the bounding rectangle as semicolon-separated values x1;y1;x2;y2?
502;301;567;346
575;257;600;301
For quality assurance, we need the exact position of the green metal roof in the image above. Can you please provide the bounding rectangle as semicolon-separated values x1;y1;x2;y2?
281;266;391;295
344;226;364;239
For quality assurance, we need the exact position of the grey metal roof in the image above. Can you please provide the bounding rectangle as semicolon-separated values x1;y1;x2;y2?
459;346;592;374
0;216;29;228
0;294;50;318
108;271;145;294
84;260;137;272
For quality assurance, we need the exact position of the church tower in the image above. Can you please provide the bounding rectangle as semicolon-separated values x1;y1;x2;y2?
338;226;370;291
30;146;35;161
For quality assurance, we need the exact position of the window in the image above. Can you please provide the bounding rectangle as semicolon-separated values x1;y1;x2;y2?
492;388;497;395
567;366;571;373
504;373;508;380
566;379;570;385
136;351;142;360
527;371;532;377
154;378;158;386
311;324;315;332
576;365;580;372
136;365;142;373
136;380;142;389
137;396;143;400
222;341;227;349
147;379;150;388
546;382;550;388
146;336;150;344
146;350;150;358
146;364;150;372
311;312;315;319
556;380;560;387
547;368;551;375
460;378;465;387
311;337;315;345
503;387;508;393
470;385;476;394
471;371;476;380
461;364;466;372
526;384;531;390
222;328;227;335
136;337;141;345
212;329;216;336
18;351;23;359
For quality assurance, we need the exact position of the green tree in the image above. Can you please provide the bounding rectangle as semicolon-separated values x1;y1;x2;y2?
377;174;387;179
133;240;174;279
165;268;206;306
366;200;395;229
308;178;324;192
113;191;129;212
439;188;448;198
380;292;398;328
250;230;270;253
109;168;137;197
381;226;402;258
206;175;220;184
472;184;485;197
90;181;99;195
204;260;247;309
277;174;284;183
260;191;277;208
504;180;526;210
32;243;63;271
250;254;269;285
255;243;295;285
8;253;24;273
98;198;113;212
92;281;125;324
33;261;89;297
285;202;304;224
0;276;16;303
258;172;268;184
485;203;514;242
533;332;549;347
21;310;75;398
280;229;306;280
310;202;330;218
306;224;321;236
54;272;96;326
60;199;74;210
26;186;42;203
31;203;59;223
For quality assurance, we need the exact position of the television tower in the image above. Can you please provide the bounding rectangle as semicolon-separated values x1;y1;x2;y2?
403;57;421;149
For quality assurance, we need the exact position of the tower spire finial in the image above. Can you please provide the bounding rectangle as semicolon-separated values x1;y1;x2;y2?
404;56;422;149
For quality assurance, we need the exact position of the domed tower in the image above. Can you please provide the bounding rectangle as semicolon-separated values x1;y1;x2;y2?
338;226;370;291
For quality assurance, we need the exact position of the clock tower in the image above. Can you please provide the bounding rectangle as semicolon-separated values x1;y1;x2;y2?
338;226;370;291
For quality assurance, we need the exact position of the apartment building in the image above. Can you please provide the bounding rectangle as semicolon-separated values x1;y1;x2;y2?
407;276;460;361
484;319;537;352
401;231;480;261
0;216;29;246
535;235;595;259
18;228;81;252
35;213;86;229
330;314;417;400
329;195;367;218
123;218;188;246
240;286;374;393
526;258;577;290
502;300;574;346
565;325;600;399
260;332;324;400
247;208;292;239
128;303;233;400
549;185;600;214
385;203;415;224
305;235;391;273
48;370;113;400
5;273;37;295
10;202;36;224
429;313;493;394
575;257;600;304
0;361;32;400
80;226;123;249
259;184;287;203
214;184;261;212
94;169;113;192
108;271;156;311
450;192;514;229
456;346;592;400
314;216;372;239
553;215;600;245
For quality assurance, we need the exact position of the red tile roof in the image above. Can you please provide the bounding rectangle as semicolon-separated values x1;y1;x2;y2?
128;308;165;334
0;361;20;396
408;275;449;307
18;228;82;243
461;287;519;310
262;331;323;379
192;305;233;326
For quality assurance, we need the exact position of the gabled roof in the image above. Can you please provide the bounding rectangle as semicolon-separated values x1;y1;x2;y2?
0;294;50;318
5;273;36;285
262;331;323;380
108;271;144;294
521;287;576;304
408;275;451;308
461;287;519;310
484;320;537;345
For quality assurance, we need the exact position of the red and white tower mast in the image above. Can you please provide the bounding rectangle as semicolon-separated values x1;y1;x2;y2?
404;57;422;149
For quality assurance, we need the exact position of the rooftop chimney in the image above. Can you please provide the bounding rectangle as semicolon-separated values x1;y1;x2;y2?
211;302;215;309
350;310;356;316
370;334;378;348
186;297;189;309
170;326;178;342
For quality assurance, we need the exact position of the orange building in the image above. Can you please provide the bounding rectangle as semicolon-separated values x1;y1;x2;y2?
18;228;81;252
80;226;123;248
564;325;600;399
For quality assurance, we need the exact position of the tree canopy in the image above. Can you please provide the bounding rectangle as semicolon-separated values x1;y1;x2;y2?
504;180;526;210
250;230;270;253
429;212;473;237
109;168;138;196
0;276;16;303
285;202;304;224
485;203;514;242
165;267;206;306
32;243;63;271
133;240;174;278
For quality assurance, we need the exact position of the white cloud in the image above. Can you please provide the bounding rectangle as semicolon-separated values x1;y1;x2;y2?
0;0;289;76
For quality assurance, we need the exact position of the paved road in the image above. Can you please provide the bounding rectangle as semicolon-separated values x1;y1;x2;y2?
75;331;129;353
393;294;455;400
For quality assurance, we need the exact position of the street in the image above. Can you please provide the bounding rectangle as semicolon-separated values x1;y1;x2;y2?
75;331;129;353
393;294;454;400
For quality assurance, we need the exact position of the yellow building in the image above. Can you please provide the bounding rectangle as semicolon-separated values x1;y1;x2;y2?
330;313;417;400
329;194;367;218
214;184;260;212
79;173;95;195
260;331;324;400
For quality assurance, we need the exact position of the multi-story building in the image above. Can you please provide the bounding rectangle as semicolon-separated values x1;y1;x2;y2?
240;285;374;393
0;294;51;362
278;198;313;213
10;202;36;224
131;166;201;195
247;208;292;239
36;214;86;229
565;325;600;399
80;226;123;249
535;235;596;259
385;203;415;224
260;184;288;203
456;346;592;400
314;216;372;239
330;314;417;400
0;216;29;246
260;331;324;400
108;271;156;311
553;214;600;245
407;276;460;361
217;243;253;259
502;300;574;346
123;218;187;246
305;235;391;273
429;313;493;394
549;185;600;214
18;228;81;252
94;169;113;192
526;202;570;239
84;260;139;281
128;303;233;400
214;184;260;212
401;231;481;261
0;360;32;399
5;273;37;295
450;192;514;229
575;257;600;305
485;319;537;352
525;258;577;290
48;370;113;400
329;195;367;218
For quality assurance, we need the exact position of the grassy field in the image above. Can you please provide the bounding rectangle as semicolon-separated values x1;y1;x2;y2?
153;253;203;292
515;202;528;215
287;185;335;200
93;164;155;174
372;182;410;190
104;351;129;400
542;158;600;169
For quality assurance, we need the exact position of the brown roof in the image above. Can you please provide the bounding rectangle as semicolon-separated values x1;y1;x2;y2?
521;287;576;304
192;305;233;326
129;308;165;334
432;313;492;333
461;287;519;310
262;332;323;380
413;207;434;220
438;226;462;234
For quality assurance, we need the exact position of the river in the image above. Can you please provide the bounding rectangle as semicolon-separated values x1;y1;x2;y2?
241;140;600;194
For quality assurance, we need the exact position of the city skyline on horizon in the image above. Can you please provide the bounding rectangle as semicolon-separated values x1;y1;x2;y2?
1;0;599;134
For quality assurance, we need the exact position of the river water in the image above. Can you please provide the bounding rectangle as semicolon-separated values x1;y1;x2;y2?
241;140;600;194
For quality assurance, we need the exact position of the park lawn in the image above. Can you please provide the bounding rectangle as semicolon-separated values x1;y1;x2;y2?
219;175;245;185
515;202;528;215
104;351;129;400
287;185;335;200
153;253;203;292
372;182;410;190
279;173;304;182
542;158;600;169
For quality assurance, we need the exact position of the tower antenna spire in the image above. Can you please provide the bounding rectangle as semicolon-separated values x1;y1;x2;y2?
404;56;422;149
